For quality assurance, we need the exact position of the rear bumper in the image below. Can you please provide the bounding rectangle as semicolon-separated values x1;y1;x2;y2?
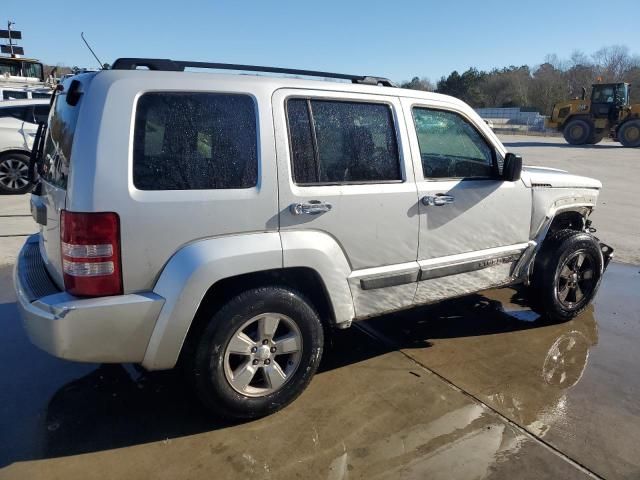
14;235;165;363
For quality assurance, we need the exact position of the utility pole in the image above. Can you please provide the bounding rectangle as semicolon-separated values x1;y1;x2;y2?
7;21;14;57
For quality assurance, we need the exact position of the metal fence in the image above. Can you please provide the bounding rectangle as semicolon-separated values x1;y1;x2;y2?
476;107;558;136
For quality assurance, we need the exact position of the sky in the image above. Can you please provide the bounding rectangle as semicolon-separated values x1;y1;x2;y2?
3;0;640;83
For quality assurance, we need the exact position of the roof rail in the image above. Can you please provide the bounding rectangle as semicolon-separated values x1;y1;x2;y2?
111;58;397;87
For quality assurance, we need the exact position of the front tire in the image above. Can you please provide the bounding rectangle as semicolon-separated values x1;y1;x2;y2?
529;230;603;322
618;120;640;148
563;119;592;145
187;286;324;419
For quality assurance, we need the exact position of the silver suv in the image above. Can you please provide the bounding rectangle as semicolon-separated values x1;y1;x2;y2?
15;58;613;418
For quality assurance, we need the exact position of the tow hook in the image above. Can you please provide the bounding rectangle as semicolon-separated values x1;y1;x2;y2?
600;242;614;271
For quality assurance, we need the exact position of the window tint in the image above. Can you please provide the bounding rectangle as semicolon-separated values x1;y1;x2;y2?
42;93;80;189
2;90;28;100
33;105;50;124
413;108;494;179
133;92;257;190
287;99;401;184
0;107;26;120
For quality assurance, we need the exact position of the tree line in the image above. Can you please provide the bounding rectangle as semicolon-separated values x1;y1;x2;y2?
400;45;640;115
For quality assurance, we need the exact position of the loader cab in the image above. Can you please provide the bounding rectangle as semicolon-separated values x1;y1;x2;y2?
590;83;629;119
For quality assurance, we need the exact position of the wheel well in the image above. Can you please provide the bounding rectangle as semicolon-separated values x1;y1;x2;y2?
0;149;30;160
547;211;585;236
178;267;336;365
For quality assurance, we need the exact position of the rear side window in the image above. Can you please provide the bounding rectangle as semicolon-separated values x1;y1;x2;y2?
0;107;27;120
133;92;258;190
41;93;80;189
412;108;494;179
287;98;401;184
33;105;50;124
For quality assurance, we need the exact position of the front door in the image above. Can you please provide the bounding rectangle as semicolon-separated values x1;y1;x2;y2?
273;89;420;318
401;99;532;305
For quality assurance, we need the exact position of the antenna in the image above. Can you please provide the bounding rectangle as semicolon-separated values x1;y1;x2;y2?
81;32;105;69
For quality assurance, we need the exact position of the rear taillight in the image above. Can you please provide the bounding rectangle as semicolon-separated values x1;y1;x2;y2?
61;210;122;296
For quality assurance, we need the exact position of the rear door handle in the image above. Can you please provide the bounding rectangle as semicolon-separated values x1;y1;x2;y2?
422;194;455;206
290;200;333;215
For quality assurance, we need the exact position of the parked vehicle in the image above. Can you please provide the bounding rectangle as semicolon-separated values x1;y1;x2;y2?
15;59;613;419
0;99;49;193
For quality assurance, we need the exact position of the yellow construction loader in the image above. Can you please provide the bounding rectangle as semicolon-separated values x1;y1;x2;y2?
546;82;640;147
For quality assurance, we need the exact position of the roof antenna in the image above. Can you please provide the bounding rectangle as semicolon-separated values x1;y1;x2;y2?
81;32;106;69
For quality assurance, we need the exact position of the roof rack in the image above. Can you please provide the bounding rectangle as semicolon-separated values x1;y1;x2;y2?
111;58;397;87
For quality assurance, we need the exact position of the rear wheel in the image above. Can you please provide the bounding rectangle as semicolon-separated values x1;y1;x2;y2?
186;286;324;419
618;120;640;148
529;230;603;322
563;119;592;145
588;132;605;144
0;153;32;194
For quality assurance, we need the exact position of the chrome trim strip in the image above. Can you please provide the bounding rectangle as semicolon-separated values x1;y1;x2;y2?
418;243;529;281
360;271;419;290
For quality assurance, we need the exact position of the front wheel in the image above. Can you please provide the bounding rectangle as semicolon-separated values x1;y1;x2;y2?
187;286;324;419
529;230;603;322
618;120;640;148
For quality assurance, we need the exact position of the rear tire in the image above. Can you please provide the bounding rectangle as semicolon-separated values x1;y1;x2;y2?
588;132;604;144
529;230;603;322
186;286;324;419
0;153;32;194
618;120;640;148
563;119;592;145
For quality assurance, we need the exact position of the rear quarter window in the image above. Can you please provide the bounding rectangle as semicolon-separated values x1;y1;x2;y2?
133;92;258;190
42;93;80;189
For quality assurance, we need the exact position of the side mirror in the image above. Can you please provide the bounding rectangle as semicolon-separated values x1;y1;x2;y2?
503;153;522;182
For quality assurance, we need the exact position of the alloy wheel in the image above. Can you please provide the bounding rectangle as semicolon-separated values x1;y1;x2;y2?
223;313;303;397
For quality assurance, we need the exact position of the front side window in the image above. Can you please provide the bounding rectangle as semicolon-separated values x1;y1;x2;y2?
412;108;494;179
287;98;401;184
133;92;258;190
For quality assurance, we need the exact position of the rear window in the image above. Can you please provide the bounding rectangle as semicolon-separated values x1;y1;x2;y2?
133;92;258;190
2;90;28;100
42;93;80;189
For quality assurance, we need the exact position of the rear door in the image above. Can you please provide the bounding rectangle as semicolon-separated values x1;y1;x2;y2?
273;89;420;318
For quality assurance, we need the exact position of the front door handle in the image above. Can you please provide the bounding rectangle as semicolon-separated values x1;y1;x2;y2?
290;200;333;215
422;194;455;206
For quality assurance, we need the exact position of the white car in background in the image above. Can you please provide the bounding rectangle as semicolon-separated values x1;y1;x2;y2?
0;99;49;194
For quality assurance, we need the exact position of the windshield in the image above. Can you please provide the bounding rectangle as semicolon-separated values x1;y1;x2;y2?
41;92;80;190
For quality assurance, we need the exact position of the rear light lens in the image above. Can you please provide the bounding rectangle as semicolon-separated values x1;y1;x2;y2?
61;210;122;296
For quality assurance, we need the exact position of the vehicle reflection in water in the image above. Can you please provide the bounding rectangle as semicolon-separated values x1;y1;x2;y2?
5;287;597;478
364;286;598;445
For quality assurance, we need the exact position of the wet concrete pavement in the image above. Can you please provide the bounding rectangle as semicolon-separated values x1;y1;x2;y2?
1;236;639;477
362;263;640;479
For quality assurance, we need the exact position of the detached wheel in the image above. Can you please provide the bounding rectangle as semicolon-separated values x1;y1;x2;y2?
0;153;32;194
563;119;592;145
530;229;603;322
187;287;324;419
618;120;640;148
